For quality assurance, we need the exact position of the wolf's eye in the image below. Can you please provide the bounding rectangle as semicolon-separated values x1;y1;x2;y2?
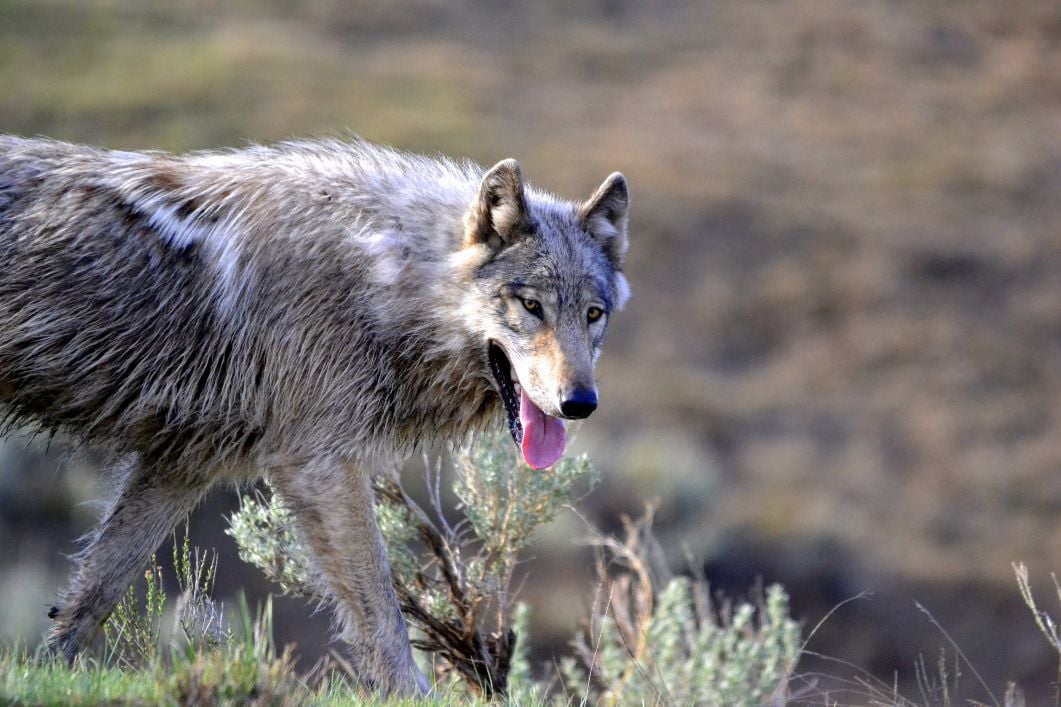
521;298;541;315
587;307;605;323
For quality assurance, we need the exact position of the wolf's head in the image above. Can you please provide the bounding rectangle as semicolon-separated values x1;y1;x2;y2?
460;159;629;470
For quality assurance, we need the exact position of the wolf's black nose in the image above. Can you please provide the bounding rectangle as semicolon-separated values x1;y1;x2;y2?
560;388;598;419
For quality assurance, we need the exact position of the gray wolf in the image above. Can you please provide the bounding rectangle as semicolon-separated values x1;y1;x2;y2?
0;135;629;694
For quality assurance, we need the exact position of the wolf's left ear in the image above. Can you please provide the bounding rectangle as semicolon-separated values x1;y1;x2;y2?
464;159;532;251
580;172;629;269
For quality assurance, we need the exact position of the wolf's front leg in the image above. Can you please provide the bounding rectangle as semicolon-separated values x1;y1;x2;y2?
271;458;429;696
48;459;207;662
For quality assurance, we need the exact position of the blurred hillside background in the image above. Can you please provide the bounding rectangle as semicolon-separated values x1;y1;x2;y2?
1;0;1059;701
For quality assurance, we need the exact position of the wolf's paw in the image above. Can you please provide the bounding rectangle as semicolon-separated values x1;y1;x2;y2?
44;608;93;666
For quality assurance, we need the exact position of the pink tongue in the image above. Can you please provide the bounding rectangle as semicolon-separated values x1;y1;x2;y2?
519;388;566;470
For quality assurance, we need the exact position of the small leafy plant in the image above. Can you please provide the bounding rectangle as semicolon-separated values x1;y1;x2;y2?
227;429;597;698
102;554;166;670
90;531;305;704
560;510;801;707
102;531;228;670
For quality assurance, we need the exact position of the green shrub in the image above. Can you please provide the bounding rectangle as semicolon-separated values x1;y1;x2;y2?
227;430;596;698
560;512;800;706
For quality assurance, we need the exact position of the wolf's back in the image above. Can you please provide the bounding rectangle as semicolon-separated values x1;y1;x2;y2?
0;138;253;466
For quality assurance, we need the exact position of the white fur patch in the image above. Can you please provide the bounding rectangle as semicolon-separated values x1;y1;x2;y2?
211;233;244;306
614;272;631;310
359;228;406;286
144;203;207;250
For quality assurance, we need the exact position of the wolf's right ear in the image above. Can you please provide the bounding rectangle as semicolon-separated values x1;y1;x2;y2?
580;172;629;270
463;159;532;251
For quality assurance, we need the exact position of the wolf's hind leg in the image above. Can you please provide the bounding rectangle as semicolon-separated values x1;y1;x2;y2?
271;459;429;697
47;460;207;663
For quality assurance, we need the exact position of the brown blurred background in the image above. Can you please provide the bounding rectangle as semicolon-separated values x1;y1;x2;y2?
1;0;1059;701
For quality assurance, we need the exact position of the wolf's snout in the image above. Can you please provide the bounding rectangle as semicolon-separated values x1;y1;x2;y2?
560;387;597;419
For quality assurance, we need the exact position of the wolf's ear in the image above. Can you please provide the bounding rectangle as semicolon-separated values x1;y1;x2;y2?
580;172;628;269
463;159;532;251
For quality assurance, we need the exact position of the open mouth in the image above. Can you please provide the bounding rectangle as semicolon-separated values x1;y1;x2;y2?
488;342;567;470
